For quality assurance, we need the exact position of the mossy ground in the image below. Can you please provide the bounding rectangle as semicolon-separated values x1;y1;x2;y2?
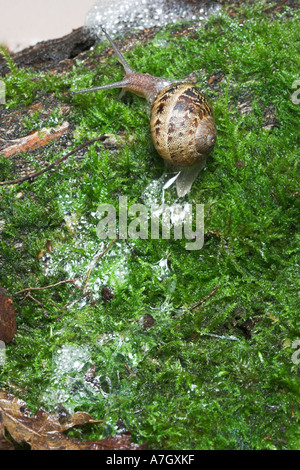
0;3;299;449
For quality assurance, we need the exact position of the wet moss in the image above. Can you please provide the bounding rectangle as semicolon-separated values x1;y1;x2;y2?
0;4;299;449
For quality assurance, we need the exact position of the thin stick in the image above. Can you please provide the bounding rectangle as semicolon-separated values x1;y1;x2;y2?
61;291;92;310
124;238;136;257
25;293;60;311
83;237;119;293
174;285;219;319
188;285;220;311
0;136;107;186
15;278;82;295
26;293;43;306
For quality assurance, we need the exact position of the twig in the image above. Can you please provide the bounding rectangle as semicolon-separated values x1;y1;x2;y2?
14;236;118;307
133;408;146;415
174;285;219;319
0;136;107;186
124;239;136;258
61;291;92;310
25;293;60;311
83;237;119;293
26;293;43;306
188;285;219;311
2;122;69;158
201;332;239;341
14;278;82;295
124;362;136;376
61;297;84;310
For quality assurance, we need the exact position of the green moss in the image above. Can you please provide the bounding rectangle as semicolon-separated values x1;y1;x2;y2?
0;3;299;449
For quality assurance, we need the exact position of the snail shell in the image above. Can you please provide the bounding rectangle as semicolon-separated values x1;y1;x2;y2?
72;28;217;196
150;82;216;167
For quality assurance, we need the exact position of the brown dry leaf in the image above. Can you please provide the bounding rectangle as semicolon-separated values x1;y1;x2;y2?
0;421;15;450
0;390;146;450
0;288;17;344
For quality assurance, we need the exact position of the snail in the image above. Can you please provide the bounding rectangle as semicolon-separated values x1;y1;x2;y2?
73;28;217;197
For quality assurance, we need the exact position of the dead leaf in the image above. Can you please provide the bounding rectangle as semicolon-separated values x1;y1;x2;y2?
0;420;14;450
0;390;146;450
0;288;17;344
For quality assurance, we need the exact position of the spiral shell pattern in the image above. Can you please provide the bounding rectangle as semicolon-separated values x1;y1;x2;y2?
150;83;216;167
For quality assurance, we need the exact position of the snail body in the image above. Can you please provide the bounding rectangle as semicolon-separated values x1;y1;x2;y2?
73;28;216;196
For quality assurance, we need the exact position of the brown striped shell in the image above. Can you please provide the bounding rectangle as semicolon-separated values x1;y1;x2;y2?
150;82;217;167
